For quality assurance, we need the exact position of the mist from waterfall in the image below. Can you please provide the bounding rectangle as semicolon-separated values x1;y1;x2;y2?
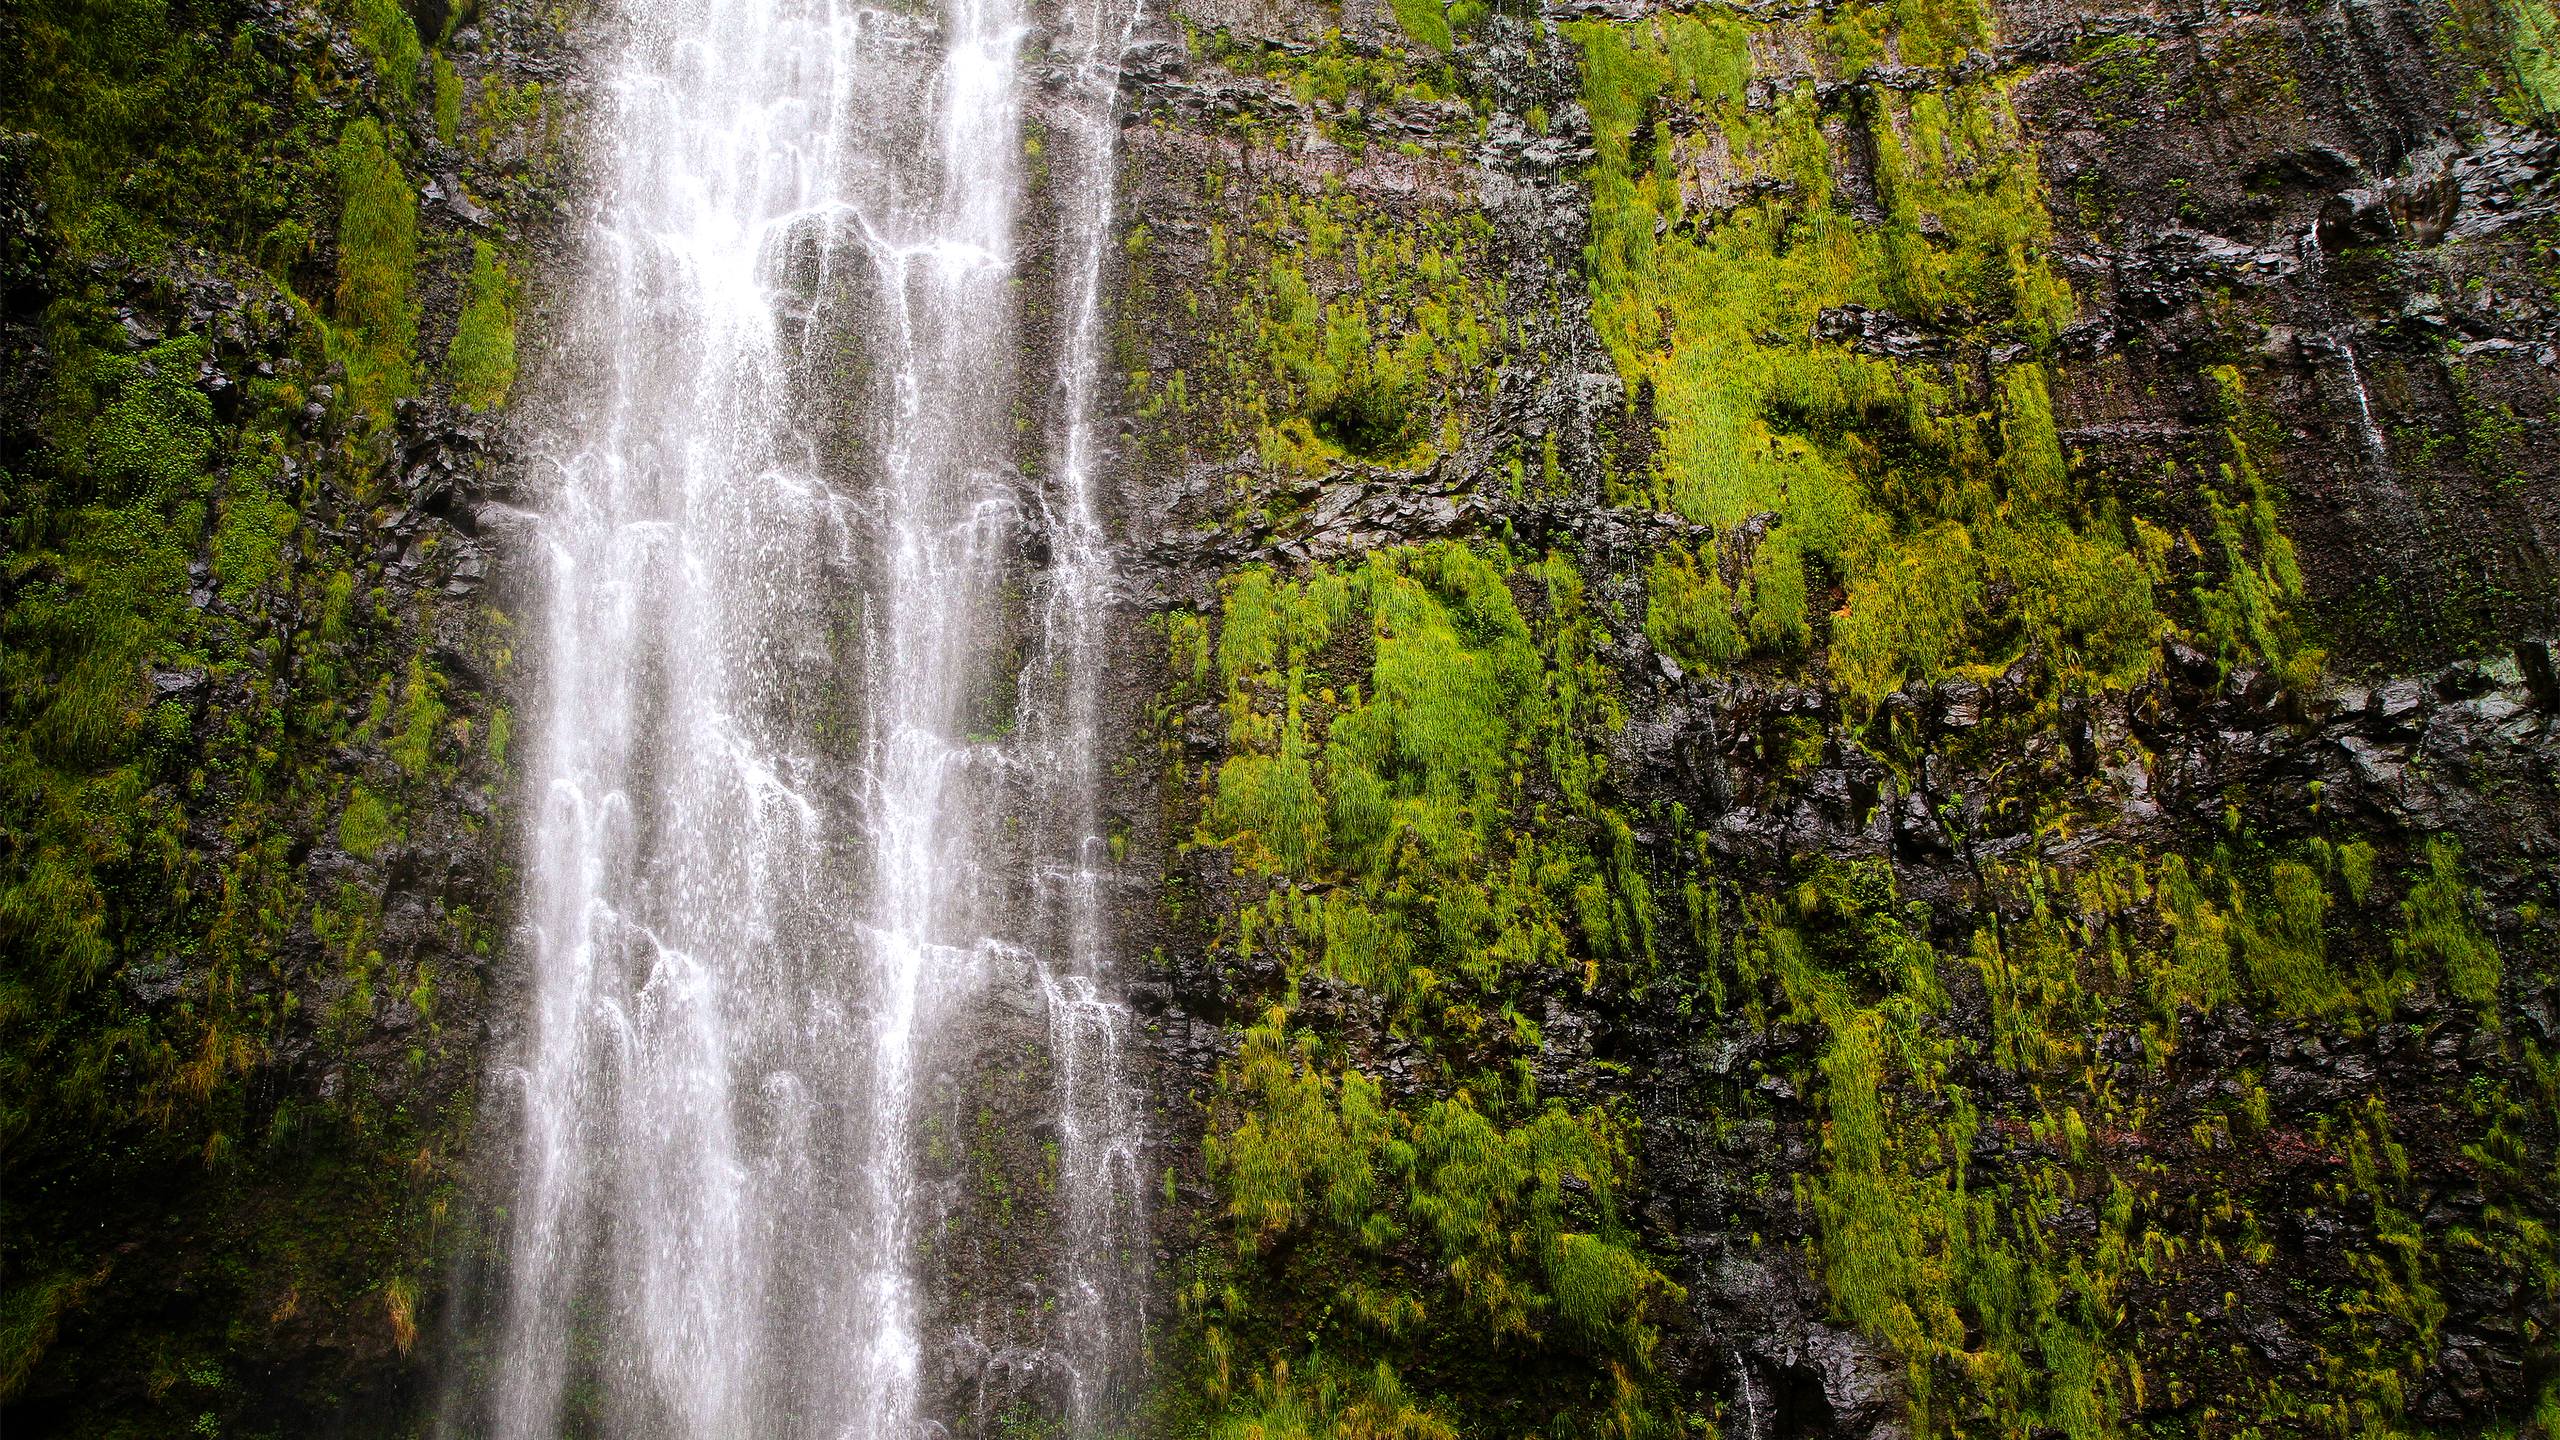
447;0;1145;1430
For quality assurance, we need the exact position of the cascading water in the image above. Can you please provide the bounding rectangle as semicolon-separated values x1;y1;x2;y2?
449;0;1145;1431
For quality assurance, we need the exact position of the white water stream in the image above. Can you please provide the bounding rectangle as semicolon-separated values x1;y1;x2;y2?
453;0;1143;1431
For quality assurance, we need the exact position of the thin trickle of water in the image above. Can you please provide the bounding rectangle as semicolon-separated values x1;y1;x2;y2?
2299;224;2391;469
1730;1349;1765;1440
1019;0;1150;1426
452;0;1145;1430
2333;335;2391;466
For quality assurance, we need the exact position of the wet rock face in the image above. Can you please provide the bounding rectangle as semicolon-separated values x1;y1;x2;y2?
1104;0;2559;1435
2007;1;2560;672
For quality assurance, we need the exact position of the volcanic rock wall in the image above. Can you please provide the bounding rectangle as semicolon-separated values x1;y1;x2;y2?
1103;0;2560;1436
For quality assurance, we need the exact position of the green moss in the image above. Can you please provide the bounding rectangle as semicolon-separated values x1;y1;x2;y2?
211;459;297;604
465;74;551;165
351;0;421;99
320;569;357;643
0;1268;101;1400
2156;853;2238;1012
1748;530;1810;654
1661;12;1751;104
1185;545;1677;1436
2191;367;2316;687
2338;839;2379;904
1388;0;1452;53
1767;869;2129;1440
2503;0;2560;111
1831;524;1982;703
1570;6;2185;712
447;238;519;410
2236;858;2343;1016
390;655;444;775
1211;745;1328;873
4;0;353;260
330;117;419;420
1208;1358;1457;1440
338;782;400;858
1644;540;1744;672
2398;837;2501;1014
1172;189;1504;478
0;0;491;1421
1193;30;1470;152
432;52;462;144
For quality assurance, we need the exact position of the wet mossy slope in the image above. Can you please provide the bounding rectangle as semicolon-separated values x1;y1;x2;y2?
0;0;561;1428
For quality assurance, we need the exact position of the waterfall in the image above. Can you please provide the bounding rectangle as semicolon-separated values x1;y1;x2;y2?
450;0;1144;1431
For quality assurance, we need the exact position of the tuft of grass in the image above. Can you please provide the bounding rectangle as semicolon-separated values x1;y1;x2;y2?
1644;540;1744;672
331;117;418;420
2236;859;2342;1017
1389;0;1452;51
447;238;518;409
389;655;443;775
212;457;297;604
2398;837;2501;1014
351;0;422;100
339;782;400;858
432;53;462;144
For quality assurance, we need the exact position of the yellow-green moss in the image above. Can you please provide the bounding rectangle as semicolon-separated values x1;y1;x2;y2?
2192;366;2317;687
338;782;400;858
2398;837;2502;1014
2502;0;2560;112
1185;544;1676;1435
1644;540;1744;672
1732;840;2530;1440
211;457;297;604
1571;6;2177;711
1388;0;1452;53
350;0;421;99
432;53;462;146
1171;191;1505;481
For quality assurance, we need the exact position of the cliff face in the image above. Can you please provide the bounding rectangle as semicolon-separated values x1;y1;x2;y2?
0;0;570;1428
4;0;2558;1433
1104;0;2560;1437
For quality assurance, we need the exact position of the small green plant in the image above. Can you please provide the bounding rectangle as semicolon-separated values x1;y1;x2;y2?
340;783;401;859
352;0;424;98
212;462;297;604
2399;837;2502;1014
331;118;420;419
1644;541;1743;671
433;54;463;145
1389;0;1453;51
448;239;519;409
